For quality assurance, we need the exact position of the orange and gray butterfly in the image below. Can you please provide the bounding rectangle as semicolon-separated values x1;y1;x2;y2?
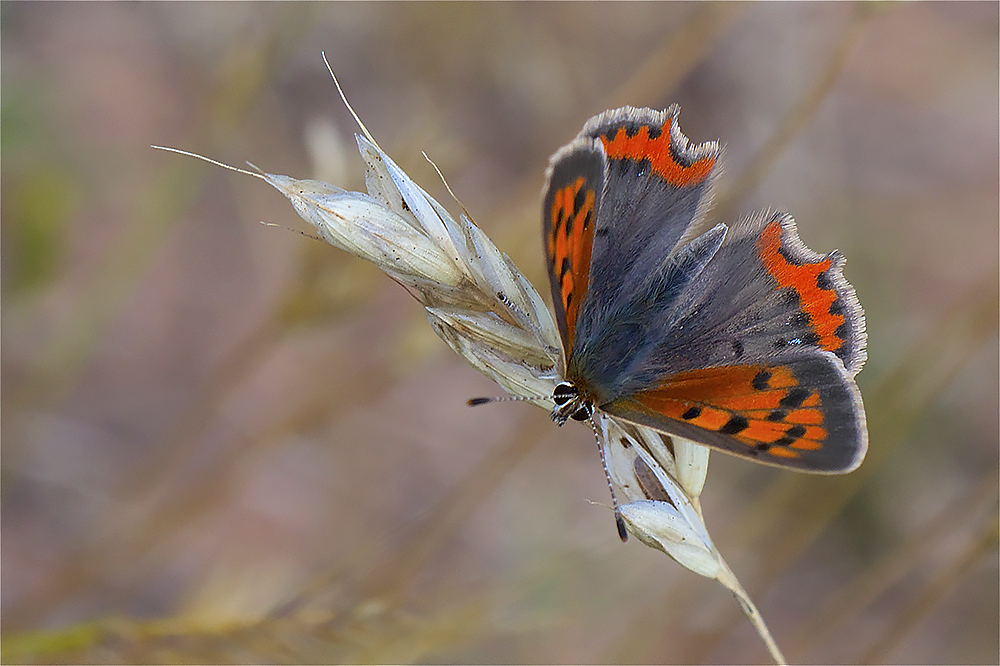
542;106;867;474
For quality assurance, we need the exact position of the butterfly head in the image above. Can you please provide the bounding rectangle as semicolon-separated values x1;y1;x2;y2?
551;381;595;425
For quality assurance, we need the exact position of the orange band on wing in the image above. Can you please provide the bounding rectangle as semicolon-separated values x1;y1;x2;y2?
547;177;596;349
758;221;844;352
632;364;830;459
599;119;715;187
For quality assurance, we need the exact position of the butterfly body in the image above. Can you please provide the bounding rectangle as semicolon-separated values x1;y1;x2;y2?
543;106;867;474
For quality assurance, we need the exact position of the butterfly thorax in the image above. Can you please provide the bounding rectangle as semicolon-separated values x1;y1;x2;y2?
551;381;595;425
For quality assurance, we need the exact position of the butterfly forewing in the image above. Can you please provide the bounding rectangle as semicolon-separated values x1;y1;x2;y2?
572;107;722;359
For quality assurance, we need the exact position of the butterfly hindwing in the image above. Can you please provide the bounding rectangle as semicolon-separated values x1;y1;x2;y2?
604;351;866;473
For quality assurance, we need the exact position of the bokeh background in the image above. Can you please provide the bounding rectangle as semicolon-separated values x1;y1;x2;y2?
3;3;997;664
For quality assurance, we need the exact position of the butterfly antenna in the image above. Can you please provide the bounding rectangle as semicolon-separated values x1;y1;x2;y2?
466;394;542;407
587;417;629;543
322;51;380;151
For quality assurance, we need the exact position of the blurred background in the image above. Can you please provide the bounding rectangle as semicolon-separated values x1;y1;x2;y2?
2;3;997;663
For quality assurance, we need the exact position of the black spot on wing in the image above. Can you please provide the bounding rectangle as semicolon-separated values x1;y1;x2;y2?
752;370;772;391
766;409;787;422
720;415;749;435
682;407;701;420
779;387;812;409
572;186;588;215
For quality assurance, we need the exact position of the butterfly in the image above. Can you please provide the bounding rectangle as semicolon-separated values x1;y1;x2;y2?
541;106;867;474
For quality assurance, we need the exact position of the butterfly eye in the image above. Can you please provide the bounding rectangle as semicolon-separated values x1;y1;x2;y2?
552;382;578;405
570;403;594;421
